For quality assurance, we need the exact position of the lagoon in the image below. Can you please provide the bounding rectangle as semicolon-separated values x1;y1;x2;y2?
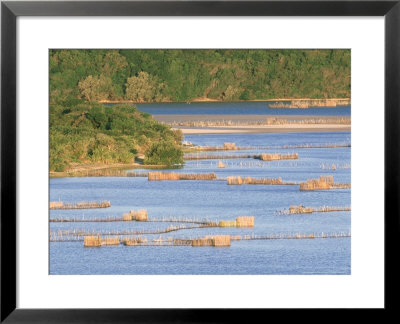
50;130;351;275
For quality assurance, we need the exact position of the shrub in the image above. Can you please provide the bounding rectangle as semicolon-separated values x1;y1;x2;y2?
144;141;183;166
239;90;250;100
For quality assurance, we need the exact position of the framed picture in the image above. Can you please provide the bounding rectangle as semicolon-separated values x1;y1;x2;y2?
1;0;398;321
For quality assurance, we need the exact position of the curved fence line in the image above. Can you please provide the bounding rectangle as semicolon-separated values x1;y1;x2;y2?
50;232;351;245
276;205;351;216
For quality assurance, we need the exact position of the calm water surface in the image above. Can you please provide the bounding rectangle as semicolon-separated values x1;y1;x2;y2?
50;130;351;275
108;101;351;116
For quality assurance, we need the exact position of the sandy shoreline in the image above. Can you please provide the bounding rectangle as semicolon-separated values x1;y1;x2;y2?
154;114;349;123
153;114;351;134
98;98;350;104
176;125;351;134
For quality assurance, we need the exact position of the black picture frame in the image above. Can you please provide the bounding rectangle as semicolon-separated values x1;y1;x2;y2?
1;0;399;322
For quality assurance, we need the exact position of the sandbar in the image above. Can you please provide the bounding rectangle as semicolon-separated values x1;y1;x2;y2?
176;125;350;134
153;114;351;134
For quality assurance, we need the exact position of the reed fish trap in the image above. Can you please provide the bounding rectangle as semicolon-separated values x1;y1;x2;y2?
289;205;314;214
148;172;217;181
191;237;214;247
122;209;148;221
83;235;102;247
191;235;231;247
256;153;298;161
130;210;148;221
227;176;243;185
50;200;111;209
235;216;254;227
212;235;231;247
218;216;254;227
227;176;282;185
299;175;349;191
122;237;147;246
218;220;237;227
223;142;237;150
101;237;120;246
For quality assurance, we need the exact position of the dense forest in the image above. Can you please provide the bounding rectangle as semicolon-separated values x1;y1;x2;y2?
50;49;350;172
50;49;350;104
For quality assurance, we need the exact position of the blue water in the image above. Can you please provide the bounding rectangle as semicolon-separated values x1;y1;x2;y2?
112;102;351;116
50;238;349;275
50;131;351;275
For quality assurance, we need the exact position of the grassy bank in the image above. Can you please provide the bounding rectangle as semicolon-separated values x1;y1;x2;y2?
50;104;184;172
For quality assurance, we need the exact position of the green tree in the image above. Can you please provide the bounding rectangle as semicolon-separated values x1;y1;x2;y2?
125;71;167;102
222;85;240;101
239;89;250;100
144;141;183;166
100;50;128;75
78;75;114;102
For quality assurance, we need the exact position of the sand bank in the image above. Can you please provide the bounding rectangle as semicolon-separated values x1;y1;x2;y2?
99;98;350;104
176;124;350;134
154;114;349;124
154;114;350;134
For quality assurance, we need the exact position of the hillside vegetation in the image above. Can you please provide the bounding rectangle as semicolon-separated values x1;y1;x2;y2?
50;49;350;105
50;104;183;172
50;49;350;172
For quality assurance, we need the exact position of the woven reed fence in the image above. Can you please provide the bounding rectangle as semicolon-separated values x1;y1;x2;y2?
83;235;102;247
191;235;231;247
148;172;217;181
289;205;314;214
279;205;351;215
50;201;111;210
218;216;254;228
256;153;298;161
299;176;350;191
227;176;283;185
122;210;148;221
185;143;349;153
56;232;351;245
101;237;120;246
